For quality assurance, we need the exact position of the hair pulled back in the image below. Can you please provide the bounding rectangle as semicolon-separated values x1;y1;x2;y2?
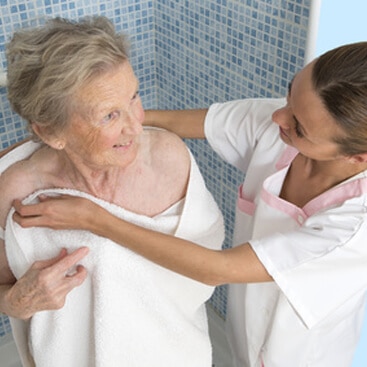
312;42;367;155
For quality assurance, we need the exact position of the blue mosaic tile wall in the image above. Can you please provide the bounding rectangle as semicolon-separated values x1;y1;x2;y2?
154;0;310;317
0;0;311;341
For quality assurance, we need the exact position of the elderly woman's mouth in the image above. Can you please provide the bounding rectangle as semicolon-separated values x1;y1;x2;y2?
113;141;132;149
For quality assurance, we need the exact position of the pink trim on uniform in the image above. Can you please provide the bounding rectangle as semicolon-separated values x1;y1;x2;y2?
260;187;307;225
275;146;298;171
238;143;367;224
261;175;367;224
303;177;367;216
237;184;256;215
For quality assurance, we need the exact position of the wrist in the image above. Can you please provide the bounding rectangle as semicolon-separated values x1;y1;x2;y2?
87;205;111;237
1;284;32;319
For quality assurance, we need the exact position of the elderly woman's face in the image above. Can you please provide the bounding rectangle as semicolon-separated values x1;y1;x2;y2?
62;61;144;169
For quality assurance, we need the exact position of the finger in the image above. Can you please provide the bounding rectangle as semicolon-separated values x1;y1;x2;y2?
49;247;89;274
12;211;46;228
37;194;50;202
32;248;68;269
13;199;44;217
65;265;88;287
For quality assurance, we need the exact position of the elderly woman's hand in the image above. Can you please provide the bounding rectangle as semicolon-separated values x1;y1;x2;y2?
3;247;89;319
12;195;99;231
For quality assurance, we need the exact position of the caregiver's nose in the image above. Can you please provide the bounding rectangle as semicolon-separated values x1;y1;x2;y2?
272;106;290;129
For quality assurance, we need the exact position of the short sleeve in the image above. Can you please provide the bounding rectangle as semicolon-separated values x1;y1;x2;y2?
251;200;367;328
204;98;286;172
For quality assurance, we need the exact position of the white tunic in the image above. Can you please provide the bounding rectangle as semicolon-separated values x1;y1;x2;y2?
205;98;367;367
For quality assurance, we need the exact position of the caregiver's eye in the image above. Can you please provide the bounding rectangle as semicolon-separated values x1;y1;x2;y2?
294;120;304;138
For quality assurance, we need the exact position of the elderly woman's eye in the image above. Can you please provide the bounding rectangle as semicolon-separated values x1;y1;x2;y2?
101;111;119;124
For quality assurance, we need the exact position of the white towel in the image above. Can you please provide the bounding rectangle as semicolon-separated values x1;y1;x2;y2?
4;145;225;367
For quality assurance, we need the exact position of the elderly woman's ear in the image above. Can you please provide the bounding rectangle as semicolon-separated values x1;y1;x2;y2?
31;123;65;150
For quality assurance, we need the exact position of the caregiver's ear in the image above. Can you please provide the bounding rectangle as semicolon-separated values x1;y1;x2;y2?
346;152;367;164
31;122;66;150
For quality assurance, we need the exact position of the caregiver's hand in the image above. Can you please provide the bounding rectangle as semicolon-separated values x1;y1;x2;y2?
4;247;89;319
12;195;98;231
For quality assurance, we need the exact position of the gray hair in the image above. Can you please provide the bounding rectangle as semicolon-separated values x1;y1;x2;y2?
6;16;130;139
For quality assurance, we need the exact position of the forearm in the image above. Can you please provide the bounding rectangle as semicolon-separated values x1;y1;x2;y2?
91;207;272;285
13;196;272;284
144;109;208;139
94;212;223;285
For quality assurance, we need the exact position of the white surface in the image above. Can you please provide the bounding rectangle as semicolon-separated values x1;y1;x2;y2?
304;0;321;64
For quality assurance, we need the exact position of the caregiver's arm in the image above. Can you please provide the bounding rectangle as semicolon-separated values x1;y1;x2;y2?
13;196;273;285
144;109;208;139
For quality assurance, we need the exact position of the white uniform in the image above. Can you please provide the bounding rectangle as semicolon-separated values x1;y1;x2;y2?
205;98;367;367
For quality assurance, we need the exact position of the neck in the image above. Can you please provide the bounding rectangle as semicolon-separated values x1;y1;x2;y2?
299;154;367;184
55;150;127;200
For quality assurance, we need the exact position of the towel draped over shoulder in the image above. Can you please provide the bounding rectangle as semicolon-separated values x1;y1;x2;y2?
2;141;225;367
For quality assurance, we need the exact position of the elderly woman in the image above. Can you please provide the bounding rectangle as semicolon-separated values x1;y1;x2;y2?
0;16;224;367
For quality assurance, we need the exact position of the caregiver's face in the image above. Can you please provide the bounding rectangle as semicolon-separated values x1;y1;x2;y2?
272;61;346;161
63;61;145;169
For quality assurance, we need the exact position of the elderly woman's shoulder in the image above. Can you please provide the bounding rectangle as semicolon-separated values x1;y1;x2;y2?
0;152;40;197
142;127;190;173
143;127;190;156
0;158;36;224
0;145;52;219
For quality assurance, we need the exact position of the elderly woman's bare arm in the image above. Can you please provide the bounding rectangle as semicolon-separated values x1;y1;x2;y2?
13;195;272;285
144;109;208;139
0;164;89;319
0;238;89;319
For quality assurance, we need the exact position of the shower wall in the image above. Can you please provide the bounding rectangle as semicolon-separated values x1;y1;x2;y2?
153;0;310;315
0;0;311;343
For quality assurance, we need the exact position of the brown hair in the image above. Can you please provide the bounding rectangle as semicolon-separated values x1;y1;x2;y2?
6;16;130;139
312;42;367;155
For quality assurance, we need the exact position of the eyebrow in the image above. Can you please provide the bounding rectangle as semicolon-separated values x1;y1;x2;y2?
287;76;308;137
287;76;295;95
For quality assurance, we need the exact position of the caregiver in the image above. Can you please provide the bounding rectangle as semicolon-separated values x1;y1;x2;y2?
13;42;367;367
0;15;224;367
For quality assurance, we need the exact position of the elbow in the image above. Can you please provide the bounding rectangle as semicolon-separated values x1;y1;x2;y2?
199;273;227;287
